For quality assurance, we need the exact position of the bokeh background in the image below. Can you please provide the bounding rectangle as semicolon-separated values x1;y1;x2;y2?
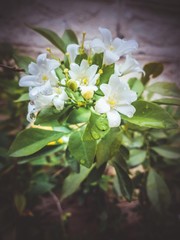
0;0;180;84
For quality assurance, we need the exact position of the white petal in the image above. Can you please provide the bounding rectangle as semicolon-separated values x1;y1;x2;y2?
103;50;119;65
95;97;110;114
67;44;79;62
100;84;112;97
107;110;121;127
69;63;80;80
116;39;138;57
80;59;89;72
27;102;37;122
115;104;136;118
19;75;40;87
86;64;98;79
36;53;47;66
46;59;60;71
91;38;105;53
99;27;112;45
53;96;65;111
28;62;39;75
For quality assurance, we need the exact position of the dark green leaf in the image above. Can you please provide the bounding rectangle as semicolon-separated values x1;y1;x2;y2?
146;169;171;213
153;98;180;106
152;146;180;159
122;100;178;129
112;160;133;201
62;29;78;49
67;108;91;124
61;164;94;200
8;128;65;157
99;64;114;84
13;53;34;73
29;25;66;53
127;149;147;167
92;53;103;67
68;130;96;168
141;62;163;85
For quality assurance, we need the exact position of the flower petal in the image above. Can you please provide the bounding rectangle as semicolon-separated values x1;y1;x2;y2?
46;59;60;71
19;75;40;87
100;84;112;97
36;53;47;66
107;109;121;127
116;39;138;57
103;50;119;65
67;44;79;62
53;96;65;111
115;104;136;118
28;62;39;75
95;97;110;114
91;38;105;53
99;27;112;45
86;64;98;79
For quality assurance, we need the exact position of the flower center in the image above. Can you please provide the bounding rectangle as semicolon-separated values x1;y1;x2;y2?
54;87;62;94
81;77;88;86
109;45;114;51
42;74;48;81
108;97;116;107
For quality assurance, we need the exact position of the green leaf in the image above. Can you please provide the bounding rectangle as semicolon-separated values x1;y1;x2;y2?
8;128;65;157
153;98;180;106
83;112;109;141
128;78;144;97
96;128;121;167
35;107;61;125
14;93;29;102
68;130;96;168
92;53;103;67
67;108;91;124
29;25;66;53
147;82;180;98
112;160;133;201
122;100;178;129
62;29;78;49
29;176;54;196
141;62;164;85
75;53;88;65
127;149;147;167
55;67;65;80
13;53;34;73
99;64;114;84
146;169;171;213
61;164;94;200
152;146;180;159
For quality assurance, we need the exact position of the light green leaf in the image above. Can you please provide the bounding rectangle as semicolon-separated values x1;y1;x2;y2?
29;25;66;53
147;82;180;98
153;98;180;106
8;128;65;157
112;160;133;201
67;108;91;124
122;100;178;129
146;169;171;213
83;112;109;141
61;164;94;200
68;130;96;168
14;93;29;102
128;78;144;97
14;194;26;214
96;128;121;167
141;62;164;85
92;53;103;67
62;29;78;48
99;64;114;85
127;149;147;167
152;146;180;159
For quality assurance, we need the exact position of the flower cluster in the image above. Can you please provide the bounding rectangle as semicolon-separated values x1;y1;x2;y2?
20;27;144;127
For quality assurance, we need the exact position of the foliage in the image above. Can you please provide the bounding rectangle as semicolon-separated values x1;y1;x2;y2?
0;26;180;239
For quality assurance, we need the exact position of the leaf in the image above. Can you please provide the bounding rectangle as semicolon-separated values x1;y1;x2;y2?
96;128;121;167
14;194;26;214
128;78;144;97
146;169;171;213
122;100;178;129
35;107;61;125
127;149;147;167
141;62;164;85
153;98;180;106
55;67;65;80
152;146;180;159
13;53;34;73
29;175;54;196
62;29;78;49
147;82;180;98
112;160;133;201
14;93;29;102
83;111;109;141
99;64;114;84
67;108;91;124
61;164;94;200
8;128;65;157
29;25;66;53
92;53;103;67
68;130;97;168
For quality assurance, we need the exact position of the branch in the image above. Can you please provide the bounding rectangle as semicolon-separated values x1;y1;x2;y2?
0;64;25;72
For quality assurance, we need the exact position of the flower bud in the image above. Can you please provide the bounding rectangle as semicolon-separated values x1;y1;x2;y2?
67;79;78;91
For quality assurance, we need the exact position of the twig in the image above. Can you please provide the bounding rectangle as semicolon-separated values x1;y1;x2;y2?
0;64;25;72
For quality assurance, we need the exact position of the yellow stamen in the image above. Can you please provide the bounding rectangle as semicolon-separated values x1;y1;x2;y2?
42;74;48;81
98;69;103;75
108;98;116;107
82;78;88;85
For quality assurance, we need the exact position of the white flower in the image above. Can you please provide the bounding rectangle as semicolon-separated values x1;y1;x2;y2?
69;59;99;98
95;74;137;127
90;27;138;65
66;44;80;63
115;55;144;76
19;53;60;88
27;86;68;122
